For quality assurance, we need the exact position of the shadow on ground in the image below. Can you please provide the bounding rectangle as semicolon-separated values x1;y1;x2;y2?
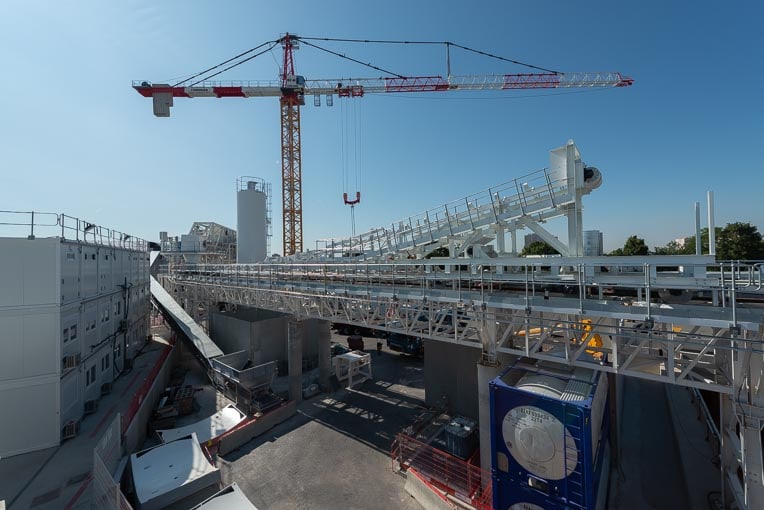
223;350;426;460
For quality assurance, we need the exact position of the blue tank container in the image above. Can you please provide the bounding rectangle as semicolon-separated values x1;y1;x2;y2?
490;360;610;510
493;474;566;509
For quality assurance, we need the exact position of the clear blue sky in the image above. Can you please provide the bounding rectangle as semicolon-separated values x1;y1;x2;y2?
1;1;762;253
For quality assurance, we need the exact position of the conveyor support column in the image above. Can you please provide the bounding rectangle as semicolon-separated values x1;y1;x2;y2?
317;320;332;391
288;319;303;403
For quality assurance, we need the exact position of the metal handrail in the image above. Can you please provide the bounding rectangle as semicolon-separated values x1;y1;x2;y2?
311;167;571;260
0;209;148;251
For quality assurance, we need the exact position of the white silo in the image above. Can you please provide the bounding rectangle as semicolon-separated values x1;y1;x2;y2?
236;177;270;263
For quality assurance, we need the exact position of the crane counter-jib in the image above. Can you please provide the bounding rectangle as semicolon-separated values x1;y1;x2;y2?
132;72;633;99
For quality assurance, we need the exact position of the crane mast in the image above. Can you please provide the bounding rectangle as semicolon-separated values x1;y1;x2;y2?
133;35;633;257
279;34;304;256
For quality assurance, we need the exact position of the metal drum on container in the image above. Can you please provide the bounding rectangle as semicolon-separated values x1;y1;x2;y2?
490;360;609;510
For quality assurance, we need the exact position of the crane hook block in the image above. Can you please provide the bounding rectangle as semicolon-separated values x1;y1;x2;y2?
343;192;361;205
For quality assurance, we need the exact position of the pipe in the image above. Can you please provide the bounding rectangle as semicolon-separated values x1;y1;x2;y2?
695;202;702;255
707;191;716;256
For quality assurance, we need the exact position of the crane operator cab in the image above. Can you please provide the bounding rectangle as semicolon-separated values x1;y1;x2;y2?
281;74;306;105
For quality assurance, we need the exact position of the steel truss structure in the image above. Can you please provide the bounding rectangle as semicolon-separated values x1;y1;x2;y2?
160;255;764;508
162;257;762;392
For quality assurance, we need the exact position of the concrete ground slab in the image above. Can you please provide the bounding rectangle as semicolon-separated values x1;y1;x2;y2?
219;338;425;510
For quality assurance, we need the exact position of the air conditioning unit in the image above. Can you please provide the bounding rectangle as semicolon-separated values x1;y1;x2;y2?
62;354;81;371
84;399;98;416
62;420;81;440
101;382;113;396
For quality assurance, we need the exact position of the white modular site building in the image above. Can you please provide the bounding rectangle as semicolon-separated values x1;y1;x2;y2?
0;212;150;457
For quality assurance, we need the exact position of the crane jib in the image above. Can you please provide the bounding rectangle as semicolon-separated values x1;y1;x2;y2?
132;72;633;100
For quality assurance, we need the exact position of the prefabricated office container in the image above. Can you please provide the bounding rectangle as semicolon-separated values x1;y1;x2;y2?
490;359;609;509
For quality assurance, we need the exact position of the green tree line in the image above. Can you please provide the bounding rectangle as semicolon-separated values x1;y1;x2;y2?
617;222;764;259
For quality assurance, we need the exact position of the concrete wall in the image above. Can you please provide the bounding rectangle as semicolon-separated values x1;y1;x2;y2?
123;343;178;454
424;339;482;419
210;309;325;377
250;315;288;367
209;313;251;354
297;318;322;364
218;401;297;456
424;339;516;421
212;307;312;369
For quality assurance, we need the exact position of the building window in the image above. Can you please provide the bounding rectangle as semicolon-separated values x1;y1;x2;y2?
101;354;110;371
114;301;121;316
70;325;77;340
63;327;69;343
86;365;96;386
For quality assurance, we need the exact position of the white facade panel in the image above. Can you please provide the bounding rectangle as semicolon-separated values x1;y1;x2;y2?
0;238;60;307
83;300;99;353
113;249;125;284
83;354;101;403
81;246;98;298
98;295;114;339
0;307;60;381
0;311;23;381
100;248;113;293
60;370;82;425
0;235;149;457
0;375;60;457
22;309;60;378
61;303;82;360
60;243;81;304
237;186;268;263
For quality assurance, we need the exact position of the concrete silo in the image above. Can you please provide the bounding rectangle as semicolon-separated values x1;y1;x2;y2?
236;177;271;263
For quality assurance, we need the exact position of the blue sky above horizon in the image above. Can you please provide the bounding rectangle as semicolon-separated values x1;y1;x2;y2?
1;1;762;253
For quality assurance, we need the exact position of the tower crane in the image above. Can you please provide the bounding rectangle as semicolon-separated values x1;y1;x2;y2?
134;34;633;256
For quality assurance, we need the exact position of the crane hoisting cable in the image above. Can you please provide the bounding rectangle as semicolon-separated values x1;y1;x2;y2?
341;94;362;236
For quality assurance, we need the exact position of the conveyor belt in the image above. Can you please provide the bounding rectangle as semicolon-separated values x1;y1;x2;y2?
150;276;223;360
